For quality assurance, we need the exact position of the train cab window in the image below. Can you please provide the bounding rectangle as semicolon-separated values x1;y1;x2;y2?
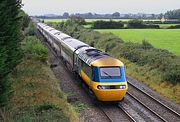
100;67;121;79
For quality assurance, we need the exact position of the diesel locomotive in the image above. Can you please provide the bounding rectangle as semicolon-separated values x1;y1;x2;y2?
37;22;128;101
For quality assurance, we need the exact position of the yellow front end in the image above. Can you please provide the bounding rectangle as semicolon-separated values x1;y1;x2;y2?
80;57;128;102
91;82;128;101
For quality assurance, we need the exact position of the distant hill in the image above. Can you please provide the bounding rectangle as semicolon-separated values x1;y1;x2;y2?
43;14;59;17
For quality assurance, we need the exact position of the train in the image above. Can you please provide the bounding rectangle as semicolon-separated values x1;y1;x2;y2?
37;22;128;102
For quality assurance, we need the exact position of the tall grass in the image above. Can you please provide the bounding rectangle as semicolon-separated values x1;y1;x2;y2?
22;36;48;62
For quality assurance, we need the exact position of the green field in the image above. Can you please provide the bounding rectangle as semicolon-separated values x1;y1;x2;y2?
96;29;180;55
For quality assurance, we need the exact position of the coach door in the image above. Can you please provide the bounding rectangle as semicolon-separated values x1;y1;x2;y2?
78;58;82;76
54;38;61;57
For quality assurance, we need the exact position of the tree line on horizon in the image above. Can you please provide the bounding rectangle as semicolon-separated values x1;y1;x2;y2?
35;9;180;20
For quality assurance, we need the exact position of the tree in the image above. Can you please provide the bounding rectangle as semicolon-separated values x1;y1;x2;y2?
63;12;69;18
0;0;22;105
19;10;30;30
164;9;180;19
66;16;86;25
158;13;164;19
112;12;120;18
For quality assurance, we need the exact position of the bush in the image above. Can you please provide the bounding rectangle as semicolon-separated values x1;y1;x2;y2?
145;24;160;29
167;25;180;29
127;19;144;28
144;21;180;24
25;21;36;36
22;36;48;62
0;76;11;106
19;10;31;30
66;16;86;25
141;40;154;49
127;19;160;29
92;20;124;29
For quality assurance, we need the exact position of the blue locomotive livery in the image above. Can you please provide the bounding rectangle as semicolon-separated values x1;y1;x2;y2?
37;22;128;101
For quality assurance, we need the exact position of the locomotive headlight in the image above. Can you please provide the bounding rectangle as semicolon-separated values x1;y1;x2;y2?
97;85;108;90
97;85;126;90
119;85;126;89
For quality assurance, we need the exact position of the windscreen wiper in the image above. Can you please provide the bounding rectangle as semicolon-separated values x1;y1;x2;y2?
102;71;112;78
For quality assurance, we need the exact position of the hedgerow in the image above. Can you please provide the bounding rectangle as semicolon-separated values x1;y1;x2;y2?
92;20;124;29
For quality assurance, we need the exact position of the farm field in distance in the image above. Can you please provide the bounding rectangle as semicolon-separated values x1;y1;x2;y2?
85;19;162;22
42;18;131;23
42;19;67;22
96;29;180;55
42;18;162;23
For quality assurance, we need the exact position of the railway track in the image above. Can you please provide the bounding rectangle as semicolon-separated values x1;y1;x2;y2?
126;92;167;122
98;106;114;122
127;81;180;122
118;105;137;122
98;104;136;122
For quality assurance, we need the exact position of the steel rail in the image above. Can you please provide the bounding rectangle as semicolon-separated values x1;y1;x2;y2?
127;81;180;118
98;106;114;122
127;91;167;122
118;105;137;122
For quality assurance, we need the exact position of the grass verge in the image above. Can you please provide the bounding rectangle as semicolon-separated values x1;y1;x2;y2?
0;36;79;122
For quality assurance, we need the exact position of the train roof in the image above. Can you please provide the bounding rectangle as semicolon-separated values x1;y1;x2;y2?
37;22;120;67
58;33;71;40
38;23;71;41
78;48;112;66
91;57;124;67
63;38;89;51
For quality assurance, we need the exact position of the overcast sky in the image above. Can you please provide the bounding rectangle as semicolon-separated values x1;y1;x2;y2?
22;0;180;15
